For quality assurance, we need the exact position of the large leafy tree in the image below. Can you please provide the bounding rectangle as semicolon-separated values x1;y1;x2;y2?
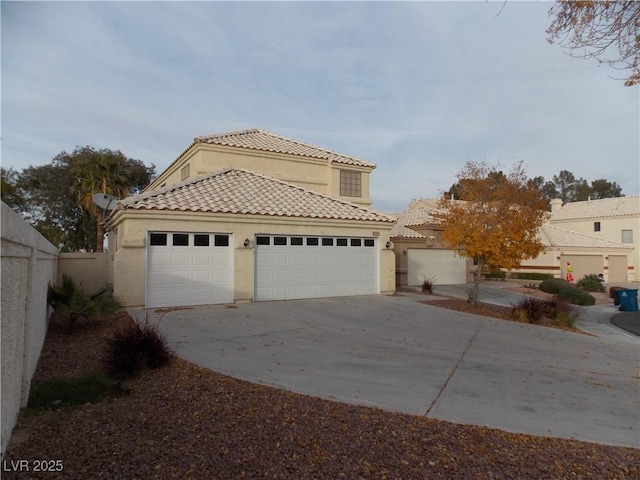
546;1;640;86
435;161;547;306
541;171;623;203
449;169;625;206
3;147;155;251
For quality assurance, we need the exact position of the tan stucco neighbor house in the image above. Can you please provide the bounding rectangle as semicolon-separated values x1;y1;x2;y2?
390;198;474;287
547;196;639;282
390;197;636;286
109;129;395;308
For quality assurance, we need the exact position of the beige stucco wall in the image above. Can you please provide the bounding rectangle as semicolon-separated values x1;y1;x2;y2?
111;210;394;308
57;253;113;293
1;202;58;457
147;143;373;207
551;215;638;281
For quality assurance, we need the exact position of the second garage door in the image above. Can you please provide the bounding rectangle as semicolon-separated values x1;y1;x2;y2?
407;249;467;285
255;235;378;301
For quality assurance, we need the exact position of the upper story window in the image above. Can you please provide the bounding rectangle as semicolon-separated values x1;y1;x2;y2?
181;164;191;181
622;230;633;244
594;222;601;232
340;170;361;197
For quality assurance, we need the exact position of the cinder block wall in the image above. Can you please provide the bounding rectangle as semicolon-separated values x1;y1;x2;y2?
1;202;58;458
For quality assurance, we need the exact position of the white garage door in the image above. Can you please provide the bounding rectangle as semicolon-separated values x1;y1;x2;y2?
407;249;467;286
147;232;233;308
255;235;378;301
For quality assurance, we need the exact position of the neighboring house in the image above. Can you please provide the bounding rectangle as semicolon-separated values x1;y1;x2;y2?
391;197;635;286
390;198;473;287
547;196;639;282
511;224;634;282
109;129;395;309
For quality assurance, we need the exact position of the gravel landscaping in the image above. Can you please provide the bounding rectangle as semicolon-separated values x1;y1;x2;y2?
4;310;639;479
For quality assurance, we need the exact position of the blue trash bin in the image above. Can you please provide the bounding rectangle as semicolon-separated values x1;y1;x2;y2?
617;289;639;312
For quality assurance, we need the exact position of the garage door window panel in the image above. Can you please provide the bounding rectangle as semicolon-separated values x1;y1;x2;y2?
173;234;189;246
150;233;168;246
194;234;210;247
215;235;229;247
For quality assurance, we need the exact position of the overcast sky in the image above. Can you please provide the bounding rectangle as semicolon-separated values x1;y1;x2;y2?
2;1;638;212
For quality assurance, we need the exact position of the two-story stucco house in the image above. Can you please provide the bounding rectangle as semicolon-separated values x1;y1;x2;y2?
109;129;395;308
548;196;639;282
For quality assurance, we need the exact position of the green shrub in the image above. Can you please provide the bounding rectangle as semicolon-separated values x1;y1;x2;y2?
539;278;570;294
576;274;605;292
509;272;554;281
104;320;174;378
485;270;506;281
28;374;117;409
556;285;596;306
48;274;124;332
511;296;555;323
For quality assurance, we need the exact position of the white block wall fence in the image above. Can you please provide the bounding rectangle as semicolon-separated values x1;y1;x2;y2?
1;202;58;458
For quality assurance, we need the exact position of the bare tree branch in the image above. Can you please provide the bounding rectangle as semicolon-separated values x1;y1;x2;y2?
547;1;640;86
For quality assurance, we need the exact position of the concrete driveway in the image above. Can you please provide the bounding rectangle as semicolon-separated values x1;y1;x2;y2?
141;292;640;448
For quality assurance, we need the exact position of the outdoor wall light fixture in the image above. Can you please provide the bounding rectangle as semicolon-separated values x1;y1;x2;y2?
385;241;392;249
243;238;251;248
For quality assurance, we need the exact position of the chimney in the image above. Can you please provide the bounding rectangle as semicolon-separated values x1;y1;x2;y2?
550;198;563;214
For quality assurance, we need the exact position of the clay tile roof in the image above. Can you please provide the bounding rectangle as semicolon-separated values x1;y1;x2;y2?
390;208;438;238
539;224;630;249
551;195;640;221
119;168;394;223
193;129;376;168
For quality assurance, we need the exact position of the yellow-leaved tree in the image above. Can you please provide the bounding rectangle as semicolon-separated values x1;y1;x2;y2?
434;161;548;306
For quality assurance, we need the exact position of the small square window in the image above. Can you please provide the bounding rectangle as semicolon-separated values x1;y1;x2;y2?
173;234;189;246
337;238;348;246
322;238;334;246
594;222;601;232
291;237;304;246
622;230;633;244
181;164;190;181
256;236;270;245
194;234;210;246
274;237;287;246
149;233;167;246
307;237;319;246
350;239;362;247
340;170;362;197
214;235;229;247
364;239;375;247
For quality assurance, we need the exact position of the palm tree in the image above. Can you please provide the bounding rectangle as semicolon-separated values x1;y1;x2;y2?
64;147;153;252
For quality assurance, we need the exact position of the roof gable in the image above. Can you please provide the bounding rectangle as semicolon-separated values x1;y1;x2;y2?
119;168;393;223
192;129;376;169
390;208;438;238
551;195;640;221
